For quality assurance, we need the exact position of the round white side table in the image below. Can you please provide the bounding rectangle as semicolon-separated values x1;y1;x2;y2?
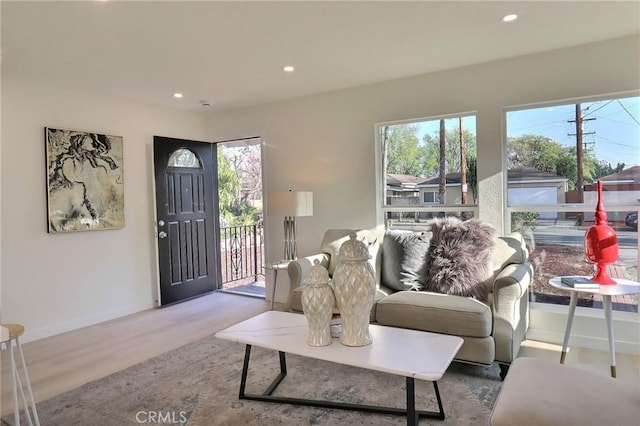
548;276;639;378
264;260;291;310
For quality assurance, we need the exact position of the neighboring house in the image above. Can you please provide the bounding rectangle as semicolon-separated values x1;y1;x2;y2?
417;172;470;205
584;166;640;222
401;167;568;219
385;174;423;204
506;167;569;219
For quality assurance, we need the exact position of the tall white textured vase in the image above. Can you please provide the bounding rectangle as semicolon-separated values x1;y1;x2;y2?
301;260;335;346
332;233;376;346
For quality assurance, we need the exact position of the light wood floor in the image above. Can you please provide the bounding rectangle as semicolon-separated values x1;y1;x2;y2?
2;291;639;418
1;292;270;416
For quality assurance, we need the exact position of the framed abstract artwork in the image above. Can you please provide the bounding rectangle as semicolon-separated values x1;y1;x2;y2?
45;127;125;233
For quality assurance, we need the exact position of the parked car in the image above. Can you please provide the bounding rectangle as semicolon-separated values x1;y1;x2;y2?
625;212;638;230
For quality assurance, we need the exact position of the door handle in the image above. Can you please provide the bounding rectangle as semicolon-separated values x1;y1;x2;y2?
158;231;167;239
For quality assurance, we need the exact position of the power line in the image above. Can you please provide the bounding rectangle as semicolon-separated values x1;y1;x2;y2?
616;99;640;125
582;99;614;118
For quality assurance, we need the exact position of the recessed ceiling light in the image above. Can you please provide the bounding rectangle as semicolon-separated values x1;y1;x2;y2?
502;14;518;22
173;93;183;98
283;66;295;72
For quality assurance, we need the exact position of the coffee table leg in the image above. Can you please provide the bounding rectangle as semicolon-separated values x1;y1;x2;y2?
560;292;578;364
239;344;252;398
239;348;446;422
406;378;416;425
405;377;444;424
433;381;444;420
239;345;288;399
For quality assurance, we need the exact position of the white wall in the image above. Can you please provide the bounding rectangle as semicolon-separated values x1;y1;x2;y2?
1;35;638;345
1;78;209;341
209;35;639;268
208;35;640;352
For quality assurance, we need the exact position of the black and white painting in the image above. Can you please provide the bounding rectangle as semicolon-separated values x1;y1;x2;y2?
45;127;124;233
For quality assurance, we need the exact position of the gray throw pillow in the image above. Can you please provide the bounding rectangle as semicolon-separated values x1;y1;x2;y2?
423;217;497;302
382;231;431;291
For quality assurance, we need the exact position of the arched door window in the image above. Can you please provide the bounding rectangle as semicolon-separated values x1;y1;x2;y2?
168;148;201;168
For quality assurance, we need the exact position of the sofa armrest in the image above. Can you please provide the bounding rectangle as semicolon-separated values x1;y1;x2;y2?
492;261;534;363
287;253;331;309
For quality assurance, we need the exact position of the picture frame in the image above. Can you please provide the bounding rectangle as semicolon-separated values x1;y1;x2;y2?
45;127;125;233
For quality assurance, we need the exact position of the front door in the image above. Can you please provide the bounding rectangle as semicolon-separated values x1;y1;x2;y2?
153;136;221;305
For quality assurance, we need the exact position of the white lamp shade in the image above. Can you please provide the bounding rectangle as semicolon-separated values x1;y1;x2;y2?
268;191;313;217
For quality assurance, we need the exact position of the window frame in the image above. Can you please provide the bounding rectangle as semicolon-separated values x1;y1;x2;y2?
375;112;479;227
503;93;639;320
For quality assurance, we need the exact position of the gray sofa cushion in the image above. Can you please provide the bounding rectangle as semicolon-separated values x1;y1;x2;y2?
381;230;431;291
376;290;492;338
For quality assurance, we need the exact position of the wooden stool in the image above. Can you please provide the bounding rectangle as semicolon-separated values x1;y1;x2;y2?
1;324;40;426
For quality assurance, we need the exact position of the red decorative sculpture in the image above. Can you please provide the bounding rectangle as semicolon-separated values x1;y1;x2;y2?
584;180;618;285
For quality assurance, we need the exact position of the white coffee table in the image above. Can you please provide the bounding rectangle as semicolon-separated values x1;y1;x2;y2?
215;311;463;425
549;276;640;378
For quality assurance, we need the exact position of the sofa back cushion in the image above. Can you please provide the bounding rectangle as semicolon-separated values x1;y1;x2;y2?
422;217;497;302
493;233;529;275
381;230;432;291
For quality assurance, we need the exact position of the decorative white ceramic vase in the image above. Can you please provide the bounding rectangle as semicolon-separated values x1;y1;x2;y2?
301;260;335;346
332;233;376;346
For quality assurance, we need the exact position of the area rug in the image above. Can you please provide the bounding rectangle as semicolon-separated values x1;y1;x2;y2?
5;333;502;425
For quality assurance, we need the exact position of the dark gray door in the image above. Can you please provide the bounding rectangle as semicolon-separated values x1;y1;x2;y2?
153;136;221;305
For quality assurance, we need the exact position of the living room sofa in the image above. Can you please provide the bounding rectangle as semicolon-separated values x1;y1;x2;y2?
287;223;534;377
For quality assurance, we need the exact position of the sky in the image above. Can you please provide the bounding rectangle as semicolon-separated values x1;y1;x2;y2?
506;96;640;167
413;95;640;168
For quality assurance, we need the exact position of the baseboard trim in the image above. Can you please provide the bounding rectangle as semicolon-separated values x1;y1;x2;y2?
526;329;640;355
22;304;147;343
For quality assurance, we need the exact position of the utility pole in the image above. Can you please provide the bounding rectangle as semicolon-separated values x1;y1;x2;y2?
459;117;467;205
568;103;596;202
439;119;446;205
575;103;584;201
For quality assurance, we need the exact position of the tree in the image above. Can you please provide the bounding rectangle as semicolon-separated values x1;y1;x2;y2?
385;124;428;176
507;135;567;173
507;134;604;190
466;155;478;203
438;119;446;204
217;149;241;226
217;146;263;227
592;160;625;181
423;127;477;177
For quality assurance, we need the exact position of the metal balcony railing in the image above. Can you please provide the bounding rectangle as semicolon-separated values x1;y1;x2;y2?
220;224;265;285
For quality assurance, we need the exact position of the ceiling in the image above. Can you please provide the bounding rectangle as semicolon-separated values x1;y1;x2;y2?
2;1;639;113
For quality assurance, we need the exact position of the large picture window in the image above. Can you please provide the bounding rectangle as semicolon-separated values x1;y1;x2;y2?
378;114;477;230
506;95;639;314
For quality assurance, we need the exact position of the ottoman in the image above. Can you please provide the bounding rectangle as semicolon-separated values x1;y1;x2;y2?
490;357;640;426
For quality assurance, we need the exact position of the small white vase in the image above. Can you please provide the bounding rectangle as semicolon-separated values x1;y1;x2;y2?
332;233;376;346
301;260;335;346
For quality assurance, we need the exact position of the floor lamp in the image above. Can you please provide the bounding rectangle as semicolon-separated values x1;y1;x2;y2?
268;191;313;260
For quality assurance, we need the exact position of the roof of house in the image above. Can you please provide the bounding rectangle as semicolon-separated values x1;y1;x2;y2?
386;174;425;187
417;166;567;187
597;166;640;184
507;166;568;183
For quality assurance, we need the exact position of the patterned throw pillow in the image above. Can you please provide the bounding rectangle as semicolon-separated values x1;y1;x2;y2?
423;217;497;302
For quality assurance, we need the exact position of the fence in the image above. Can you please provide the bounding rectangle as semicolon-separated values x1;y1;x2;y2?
219;224;265;285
